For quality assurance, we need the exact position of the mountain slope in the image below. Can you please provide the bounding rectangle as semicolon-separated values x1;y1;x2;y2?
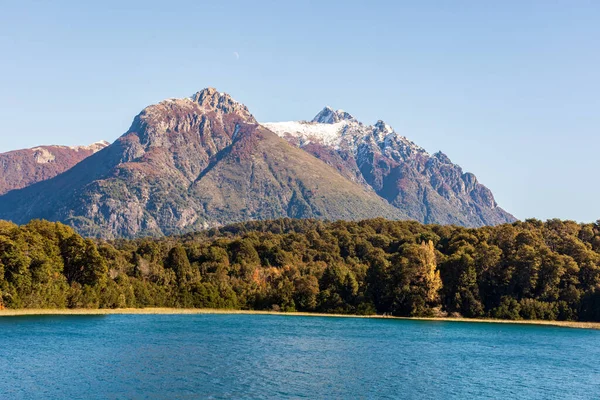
189;125;405;223
0;141;108;195
0;89;405;238
263;108;515;227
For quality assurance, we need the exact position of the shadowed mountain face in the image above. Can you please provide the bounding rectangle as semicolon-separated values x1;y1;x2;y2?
264;108;515;227
0;141;109;195
0;89;406;238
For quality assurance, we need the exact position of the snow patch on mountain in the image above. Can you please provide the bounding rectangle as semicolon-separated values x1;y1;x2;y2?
263;108;429;158
262;121;348;147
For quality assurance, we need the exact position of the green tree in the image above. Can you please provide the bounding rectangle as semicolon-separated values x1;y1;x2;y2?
166;245;195;287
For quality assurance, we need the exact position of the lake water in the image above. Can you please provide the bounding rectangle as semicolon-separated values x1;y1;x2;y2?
0;314;599;399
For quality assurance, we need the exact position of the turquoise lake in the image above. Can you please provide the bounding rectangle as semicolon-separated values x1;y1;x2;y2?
1;314;599;399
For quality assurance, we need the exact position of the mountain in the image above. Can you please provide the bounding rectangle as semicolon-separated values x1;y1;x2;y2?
0;89;406;238
263;107;515;226
0;141;109;195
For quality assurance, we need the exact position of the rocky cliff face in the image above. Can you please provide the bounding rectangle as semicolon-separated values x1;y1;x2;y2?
0;141;109;195
0;89;405;238
263;108;515;226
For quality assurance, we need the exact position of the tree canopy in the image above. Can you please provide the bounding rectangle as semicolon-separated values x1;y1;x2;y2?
1;217;600;322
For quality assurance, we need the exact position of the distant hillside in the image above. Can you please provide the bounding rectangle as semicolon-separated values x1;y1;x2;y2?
0;141;108;195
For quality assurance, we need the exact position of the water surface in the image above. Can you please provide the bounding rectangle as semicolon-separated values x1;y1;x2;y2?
1;314;598;399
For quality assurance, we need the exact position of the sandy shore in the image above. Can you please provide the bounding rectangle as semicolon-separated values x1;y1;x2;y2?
0;308;599;330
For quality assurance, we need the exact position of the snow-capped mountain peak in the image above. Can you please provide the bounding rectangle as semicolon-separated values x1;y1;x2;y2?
261;120;348;148
259;101;513;227
312;106;356;124
263;111;428;159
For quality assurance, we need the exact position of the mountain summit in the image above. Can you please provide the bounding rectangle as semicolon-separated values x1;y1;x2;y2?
312;106;356;124
190;88;255;120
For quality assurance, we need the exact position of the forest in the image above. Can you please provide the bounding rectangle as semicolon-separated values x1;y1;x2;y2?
1;217;600;321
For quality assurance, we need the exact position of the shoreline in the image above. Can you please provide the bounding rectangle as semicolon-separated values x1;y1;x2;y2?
0;308;599;330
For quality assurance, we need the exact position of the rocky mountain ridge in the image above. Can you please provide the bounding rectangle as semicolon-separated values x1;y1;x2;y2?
263;107;515;226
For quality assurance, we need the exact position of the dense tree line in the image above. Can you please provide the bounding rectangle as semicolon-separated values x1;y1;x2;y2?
1;218;600;321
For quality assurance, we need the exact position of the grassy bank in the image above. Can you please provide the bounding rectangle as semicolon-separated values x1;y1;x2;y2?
1;308;599;330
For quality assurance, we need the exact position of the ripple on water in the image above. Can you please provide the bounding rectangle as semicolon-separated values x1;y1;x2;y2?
0;315;599;399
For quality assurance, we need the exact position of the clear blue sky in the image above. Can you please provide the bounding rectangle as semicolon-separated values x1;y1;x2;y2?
1;1;598;222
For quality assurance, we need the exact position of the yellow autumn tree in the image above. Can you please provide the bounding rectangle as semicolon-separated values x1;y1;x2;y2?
418;240;442;304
